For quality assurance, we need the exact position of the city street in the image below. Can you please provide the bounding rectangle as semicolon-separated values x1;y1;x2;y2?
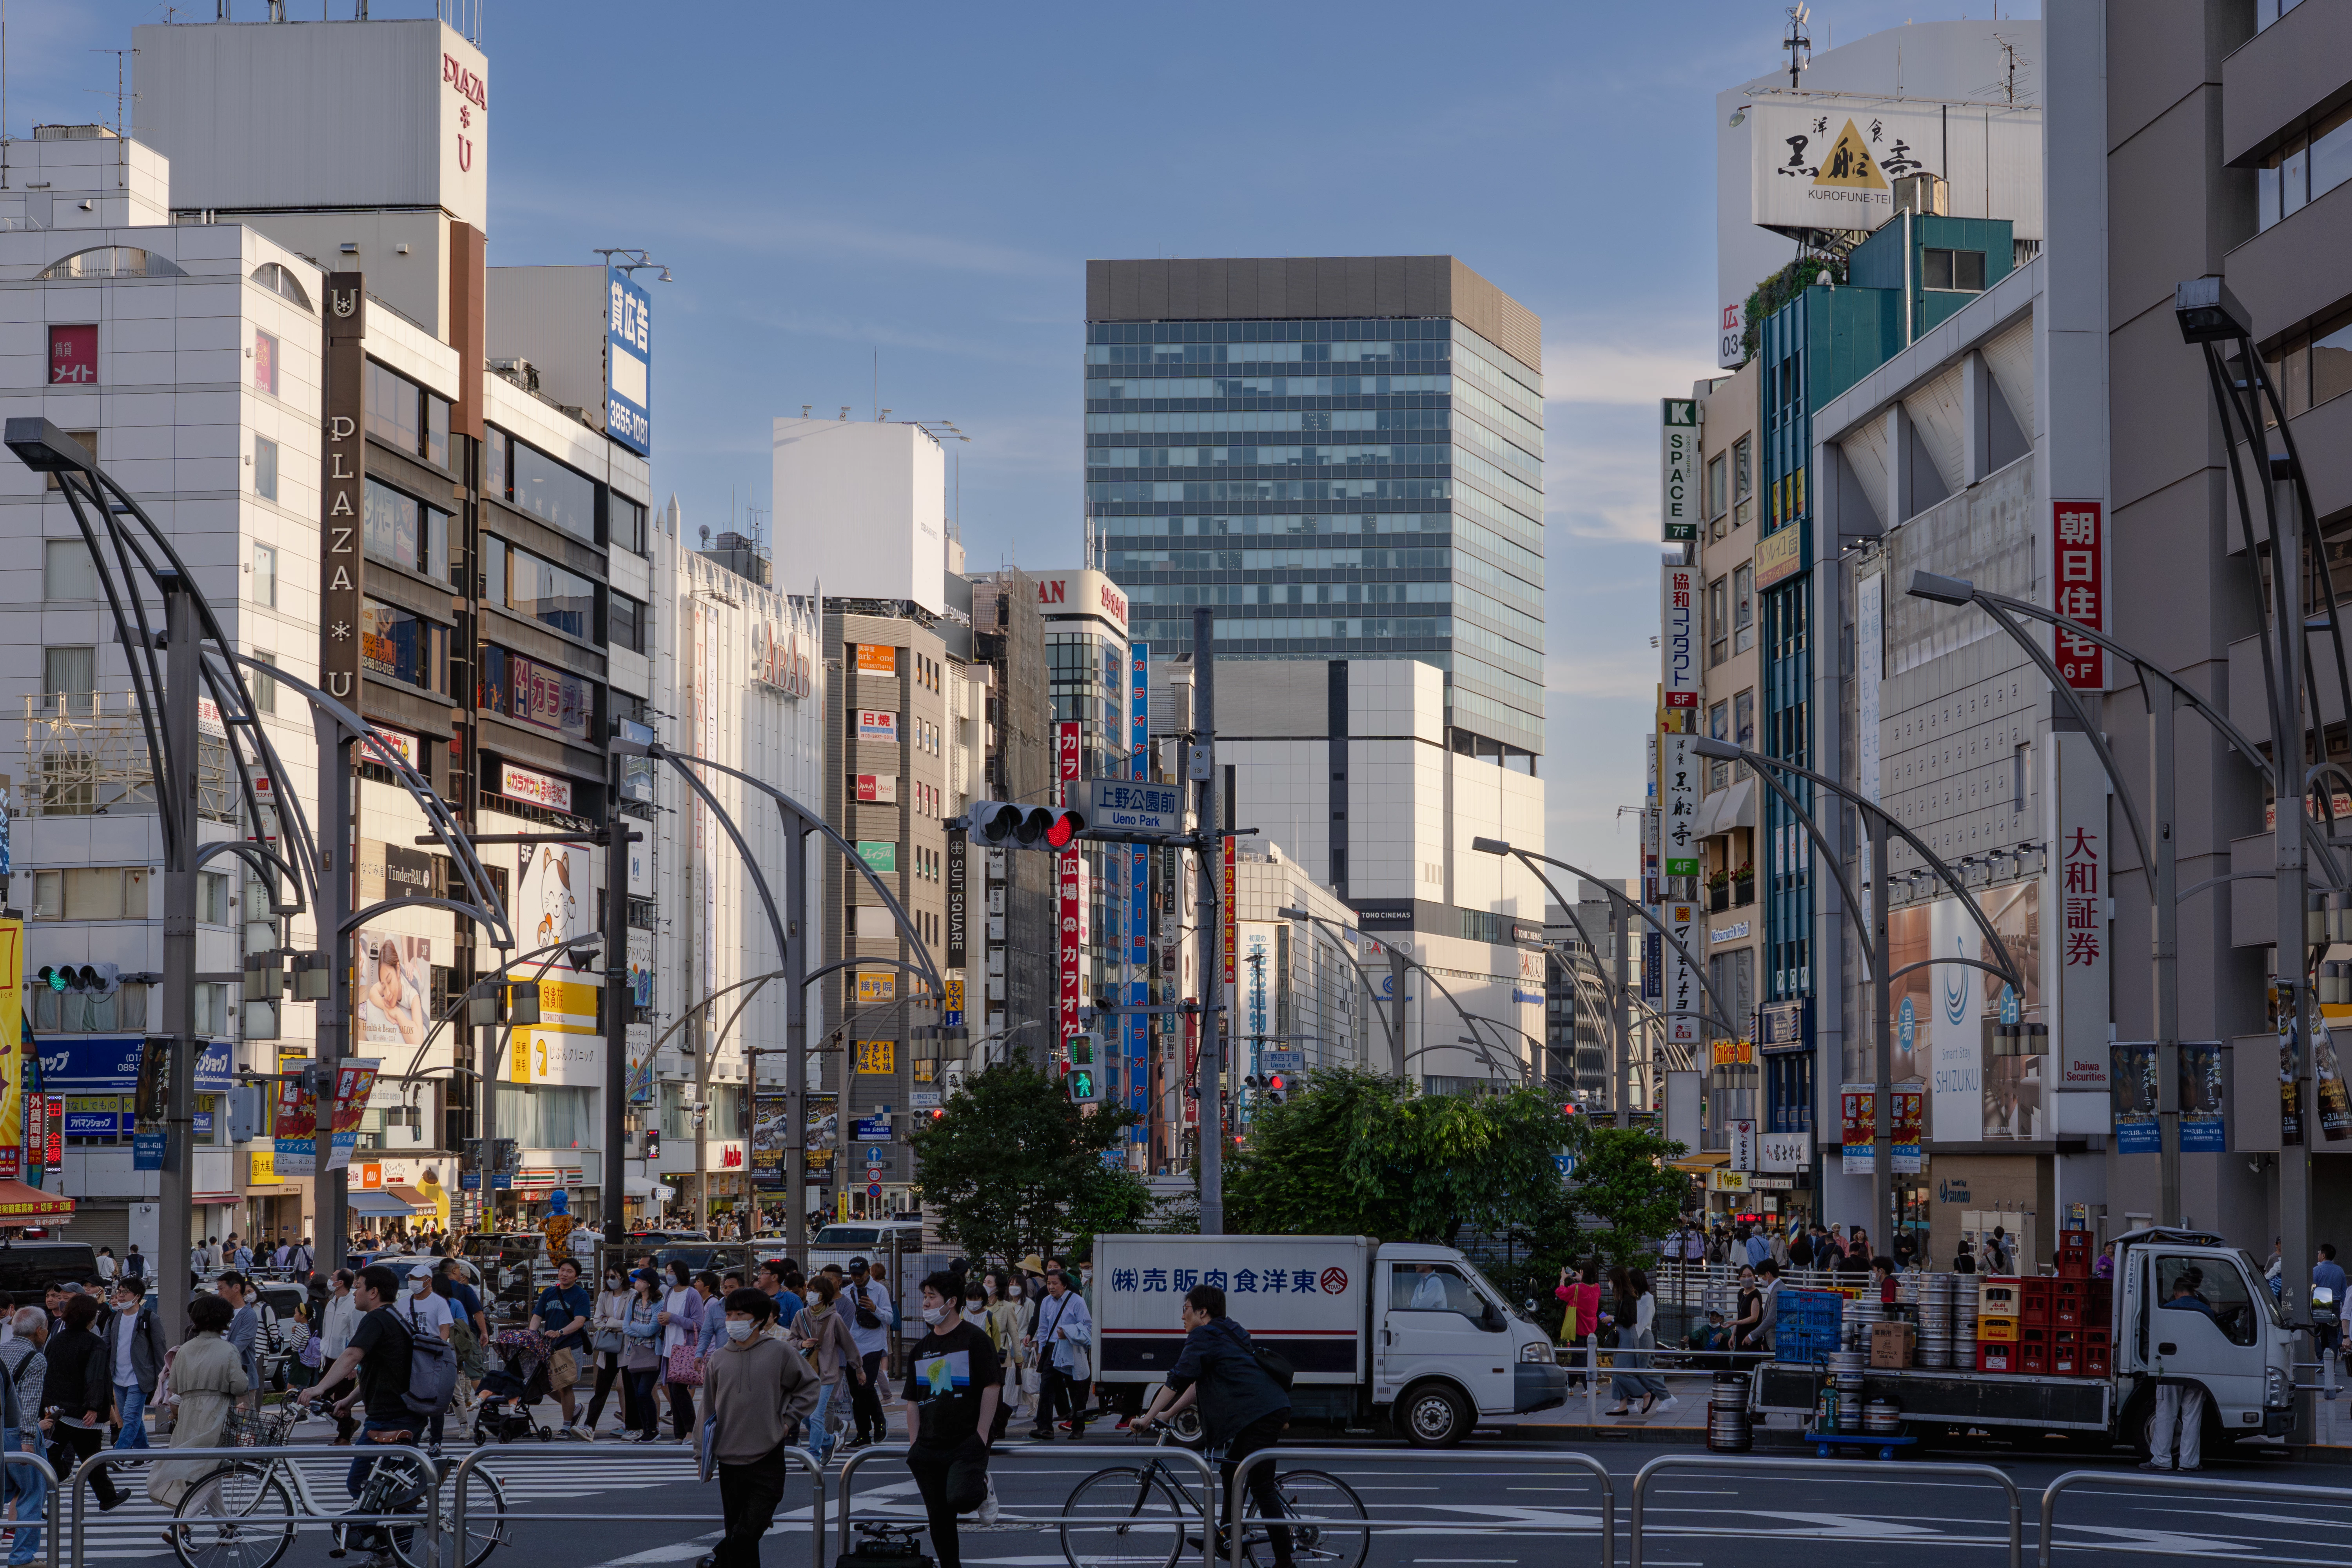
49;1423;2347;1568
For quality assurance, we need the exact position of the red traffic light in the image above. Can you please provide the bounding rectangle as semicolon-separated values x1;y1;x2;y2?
1042;808;1085;849
1267;1075;1284;1091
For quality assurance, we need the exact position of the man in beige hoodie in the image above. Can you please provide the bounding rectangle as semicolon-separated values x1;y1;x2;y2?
704;1289;819;1568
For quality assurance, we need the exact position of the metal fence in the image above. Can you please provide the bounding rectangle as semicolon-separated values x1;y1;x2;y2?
444;1441;824;1568
1627;1452;2023;1568
2036;1468;2352;1568
67;1442;446;1568
1224;1445;1617;1568
835;1440;1222;1568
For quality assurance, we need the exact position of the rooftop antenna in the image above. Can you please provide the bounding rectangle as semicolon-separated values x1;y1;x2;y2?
88;48;134;137
1993;32;2019;104
1783;5;1811;92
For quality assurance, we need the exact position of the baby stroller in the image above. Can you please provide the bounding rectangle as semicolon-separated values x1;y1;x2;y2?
472;1328;557;1443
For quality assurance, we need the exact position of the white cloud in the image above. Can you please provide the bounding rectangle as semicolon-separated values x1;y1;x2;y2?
1541;340;1721;406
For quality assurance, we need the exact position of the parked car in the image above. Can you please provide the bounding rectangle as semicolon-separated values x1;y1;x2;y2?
0;1241;101;1307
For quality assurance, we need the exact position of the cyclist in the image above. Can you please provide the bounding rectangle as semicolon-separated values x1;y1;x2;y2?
1132;1283;1294;1568
292;1264;421;1567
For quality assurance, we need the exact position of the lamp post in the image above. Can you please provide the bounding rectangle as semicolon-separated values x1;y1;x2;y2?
1468;840;1746;1121
1679;738;2025;1266
1272;906;1407;1074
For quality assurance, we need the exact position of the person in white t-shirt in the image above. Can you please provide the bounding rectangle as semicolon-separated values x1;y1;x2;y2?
397;1268;454;1449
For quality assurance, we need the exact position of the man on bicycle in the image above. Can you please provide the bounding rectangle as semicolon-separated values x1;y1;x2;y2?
1132;1284;1293;1568
292;1265;419;1567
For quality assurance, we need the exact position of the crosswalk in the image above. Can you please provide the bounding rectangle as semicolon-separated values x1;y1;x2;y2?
20;1445;726;1563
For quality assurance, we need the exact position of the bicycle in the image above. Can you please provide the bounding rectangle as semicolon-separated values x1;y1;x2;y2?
1059;1427;1367;1568
163;1407;510;1568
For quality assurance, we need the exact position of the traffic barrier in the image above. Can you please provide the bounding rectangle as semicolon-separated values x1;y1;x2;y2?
835;1440;1223;1568
68;1441;445;1568
1223;1444;1617;1568
2035;1468;2352;1568
0;1449;61;1568
1627;1452;2021;1568
444;1440;825;1568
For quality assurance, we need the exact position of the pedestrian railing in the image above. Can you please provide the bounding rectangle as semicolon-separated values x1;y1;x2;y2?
2035;1468;2352;1568
68;1441;445;1568
0;1449;62;1568
1223;1445;1617;1568
835;1440;1223;1568
1627;1452;2021;1568
445;1440;824;1568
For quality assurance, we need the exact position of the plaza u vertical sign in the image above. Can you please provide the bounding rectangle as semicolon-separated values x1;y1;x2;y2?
321;275;367;703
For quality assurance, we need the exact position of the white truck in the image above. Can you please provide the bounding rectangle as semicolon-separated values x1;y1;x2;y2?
1093;1234;1568;1446
1750;1227;2304;1452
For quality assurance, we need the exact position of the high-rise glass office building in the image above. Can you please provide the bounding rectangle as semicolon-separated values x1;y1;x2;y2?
1086;257;1544;761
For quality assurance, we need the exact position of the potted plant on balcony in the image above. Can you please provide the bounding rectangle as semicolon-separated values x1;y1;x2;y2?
1732;860;1755;905
1707;866;1732;912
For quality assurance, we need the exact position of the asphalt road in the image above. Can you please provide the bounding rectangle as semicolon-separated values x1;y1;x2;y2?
31;1424;2352;1568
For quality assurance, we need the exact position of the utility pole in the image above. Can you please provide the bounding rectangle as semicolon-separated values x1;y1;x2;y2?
602;746;635;1247
1192;606;1222;1235
1870;807;1894;1262
785;820;810;1253
1389;944;1408;1080
158;573;198;1335
2270;471;2314;1321
312;727;352;1274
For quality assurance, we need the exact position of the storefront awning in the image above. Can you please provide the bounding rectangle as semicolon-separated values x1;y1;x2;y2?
1666;1152;1730;1174
1693;779;1757;840
385;1187;439;1213
346;1191;414;1218
0;1181;74;1223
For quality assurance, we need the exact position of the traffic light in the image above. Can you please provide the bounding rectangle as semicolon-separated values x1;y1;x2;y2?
38;963;117;996
966;800;1087;851
1265;1074;1287;1105
642;1127;661;1161
1066;1036;1102;1103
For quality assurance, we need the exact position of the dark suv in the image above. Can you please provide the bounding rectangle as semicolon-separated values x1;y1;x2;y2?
0;1241;100;1308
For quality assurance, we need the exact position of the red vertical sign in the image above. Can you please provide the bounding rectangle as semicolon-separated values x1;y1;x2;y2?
1057;720;1084;1059
1221;834;1238;987
47;325;96;385
2053;501;2104;689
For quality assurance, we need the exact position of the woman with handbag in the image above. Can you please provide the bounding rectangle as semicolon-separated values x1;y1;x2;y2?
583;1264;632;1437
788;1273;862;1465
657;1261;704;1444
621;1270;665;1444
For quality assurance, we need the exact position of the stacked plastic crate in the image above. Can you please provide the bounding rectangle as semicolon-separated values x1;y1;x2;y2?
1976;1277;2020;1372
1778;1288;1847;1363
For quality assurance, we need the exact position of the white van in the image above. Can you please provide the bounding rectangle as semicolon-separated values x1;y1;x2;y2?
1094;1234;1566;1446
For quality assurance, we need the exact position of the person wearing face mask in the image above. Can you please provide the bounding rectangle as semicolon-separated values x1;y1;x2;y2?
396;1266;454;1451
583;1265;633;1439
902;1272;1004;1568
976;1273;1023;1443
100;1280;165;1450
704;1289;817;1568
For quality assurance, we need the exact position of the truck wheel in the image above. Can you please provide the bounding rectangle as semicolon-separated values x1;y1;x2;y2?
1395;1382;1472;1448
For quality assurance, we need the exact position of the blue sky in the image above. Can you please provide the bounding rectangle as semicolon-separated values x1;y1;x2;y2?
19;0;2031;885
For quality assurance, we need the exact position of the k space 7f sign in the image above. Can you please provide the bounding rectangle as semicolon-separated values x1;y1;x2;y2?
1661;399;1699;541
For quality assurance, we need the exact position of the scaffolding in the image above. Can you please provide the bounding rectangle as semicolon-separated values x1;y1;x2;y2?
22;691;238;821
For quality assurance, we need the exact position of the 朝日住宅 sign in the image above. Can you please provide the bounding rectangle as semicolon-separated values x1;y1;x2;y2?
1661;399;1699;541
2053;501;2105;690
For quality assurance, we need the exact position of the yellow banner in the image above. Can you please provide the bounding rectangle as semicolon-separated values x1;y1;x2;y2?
854;1039;896;1075
0;918;22;1162
250;1150;278;1184
856;973;896;1005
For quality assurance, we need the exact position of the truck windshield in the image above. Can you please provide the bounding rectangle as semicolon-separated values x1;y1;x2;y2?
2238;1250;2287;1327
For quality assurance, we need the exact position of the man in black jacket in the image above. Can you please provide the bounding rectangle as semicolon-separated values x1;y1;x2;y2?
1133;1284;1292;1568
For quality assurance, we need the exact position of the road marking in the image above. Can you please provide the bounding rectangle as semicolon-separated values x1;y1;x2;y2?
1654;1488;1738;1494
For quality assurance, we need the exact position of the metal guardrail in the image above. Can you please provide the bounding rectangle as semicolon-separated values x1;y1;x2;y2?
1628;1453;2021;1568
68;1441;445;1568
1225;1445;1617;1568
446;1441;825;1568
0;1448;63;1568
2036;1468;2352;1568
836;1440;1221;1568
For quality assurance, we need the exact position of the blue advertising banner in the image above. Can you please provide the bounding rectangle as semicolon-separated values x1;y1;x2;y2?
38;1036;229;1094
132;1131;165;1171
2111;1042;2160;1154
605;266;652;456
2180;1040;2228;1152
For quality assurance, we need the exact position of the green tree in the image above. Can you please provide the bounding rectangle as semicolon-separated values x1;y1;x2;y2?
1567;1124;1693;1272
1224;1068;1583;1245
908;1062;1151;1265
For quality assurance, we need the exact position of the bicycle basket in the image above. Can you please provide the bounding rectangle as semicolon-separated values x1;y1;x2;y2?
221;1406;270;1449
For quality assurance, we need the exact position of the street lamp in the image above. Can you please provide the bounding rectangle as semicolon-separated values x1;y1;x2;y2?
1678;735;2025;1266
1275;905;1529;1087
1273;906;1408;1073
1466;840;1746;1123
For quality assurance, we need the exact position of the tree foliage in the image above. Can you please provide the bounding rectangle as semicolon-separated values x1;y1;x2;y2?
1568;1124;1694;1271
1224;1069;1584;1245
1739;250;1849;365
909;1063;1151;1265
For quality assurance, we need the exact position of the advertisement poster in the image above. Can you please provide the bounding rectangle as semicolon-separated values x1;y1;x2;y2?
804;1091;838;1185
519;841;597;967
325;1058;379;1172
2316;1016;2352;1142
2180;1040;2229;1152
2282;1020;2305;1148
2111;1042;2161;1154
1891;884;2040;1143
1892;1085;1924;1173
750;1089;792;1191
625;1022;654;1105
1840;1083;1875;1175
354;931;432;1049
274;1073;319;1178
627;928;655;1012
0;917;22;1178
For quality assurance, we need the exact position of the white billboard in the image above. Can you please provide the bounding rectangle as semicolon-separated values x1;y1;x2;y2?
1748;99;2042;241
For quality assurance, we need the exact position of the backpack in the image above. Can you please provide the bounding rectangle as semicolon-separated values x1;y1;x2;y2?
389;1308;457;1419
1251;1341;1295;1392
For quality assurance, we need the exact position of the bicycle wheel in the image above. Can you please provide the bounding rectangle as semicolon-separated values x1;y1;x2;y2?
1242;1470;1367;1568
1061;1465;1188;1568
169;1466;297;1568
389;1464;508;1568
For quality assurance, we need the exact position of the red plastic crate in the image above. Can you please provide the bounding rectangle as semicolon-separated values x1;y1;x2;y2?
2085;1347;2112;1377
1977;1343;2016;1373
2022;1347;2051;1375
2022;1325;2049;1347
2053;1329;2080;1346
2055;1302;2082;1328
2084;1327;2112;1349
2051;1349;2080;1376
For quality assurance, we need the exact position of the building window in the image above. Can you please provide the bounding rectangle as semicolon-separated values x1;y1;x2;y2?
39;646;95;714
1708;576;1729;667
1733;688;1756;760
254;434;278;501
615;497;648;556
608;592;646;654
365;359;452;471
2014;742;2030;813
1709;701;1730;789
1731;564;1756;654
359;600;452;695
363;478;451;580
252;543;278;608
199;871;231;926
248;651;278;715
254;329;278;396
503;545;595;640
42;430;98;492
34;866;149;921
42;539;96;602
485;428;597;543
1922;248;1986;292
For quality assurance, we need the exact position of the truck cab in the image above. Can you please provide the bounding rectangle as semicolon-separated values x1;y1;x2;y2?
2112;1227;2298;1443
1374;1243;1565;1445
